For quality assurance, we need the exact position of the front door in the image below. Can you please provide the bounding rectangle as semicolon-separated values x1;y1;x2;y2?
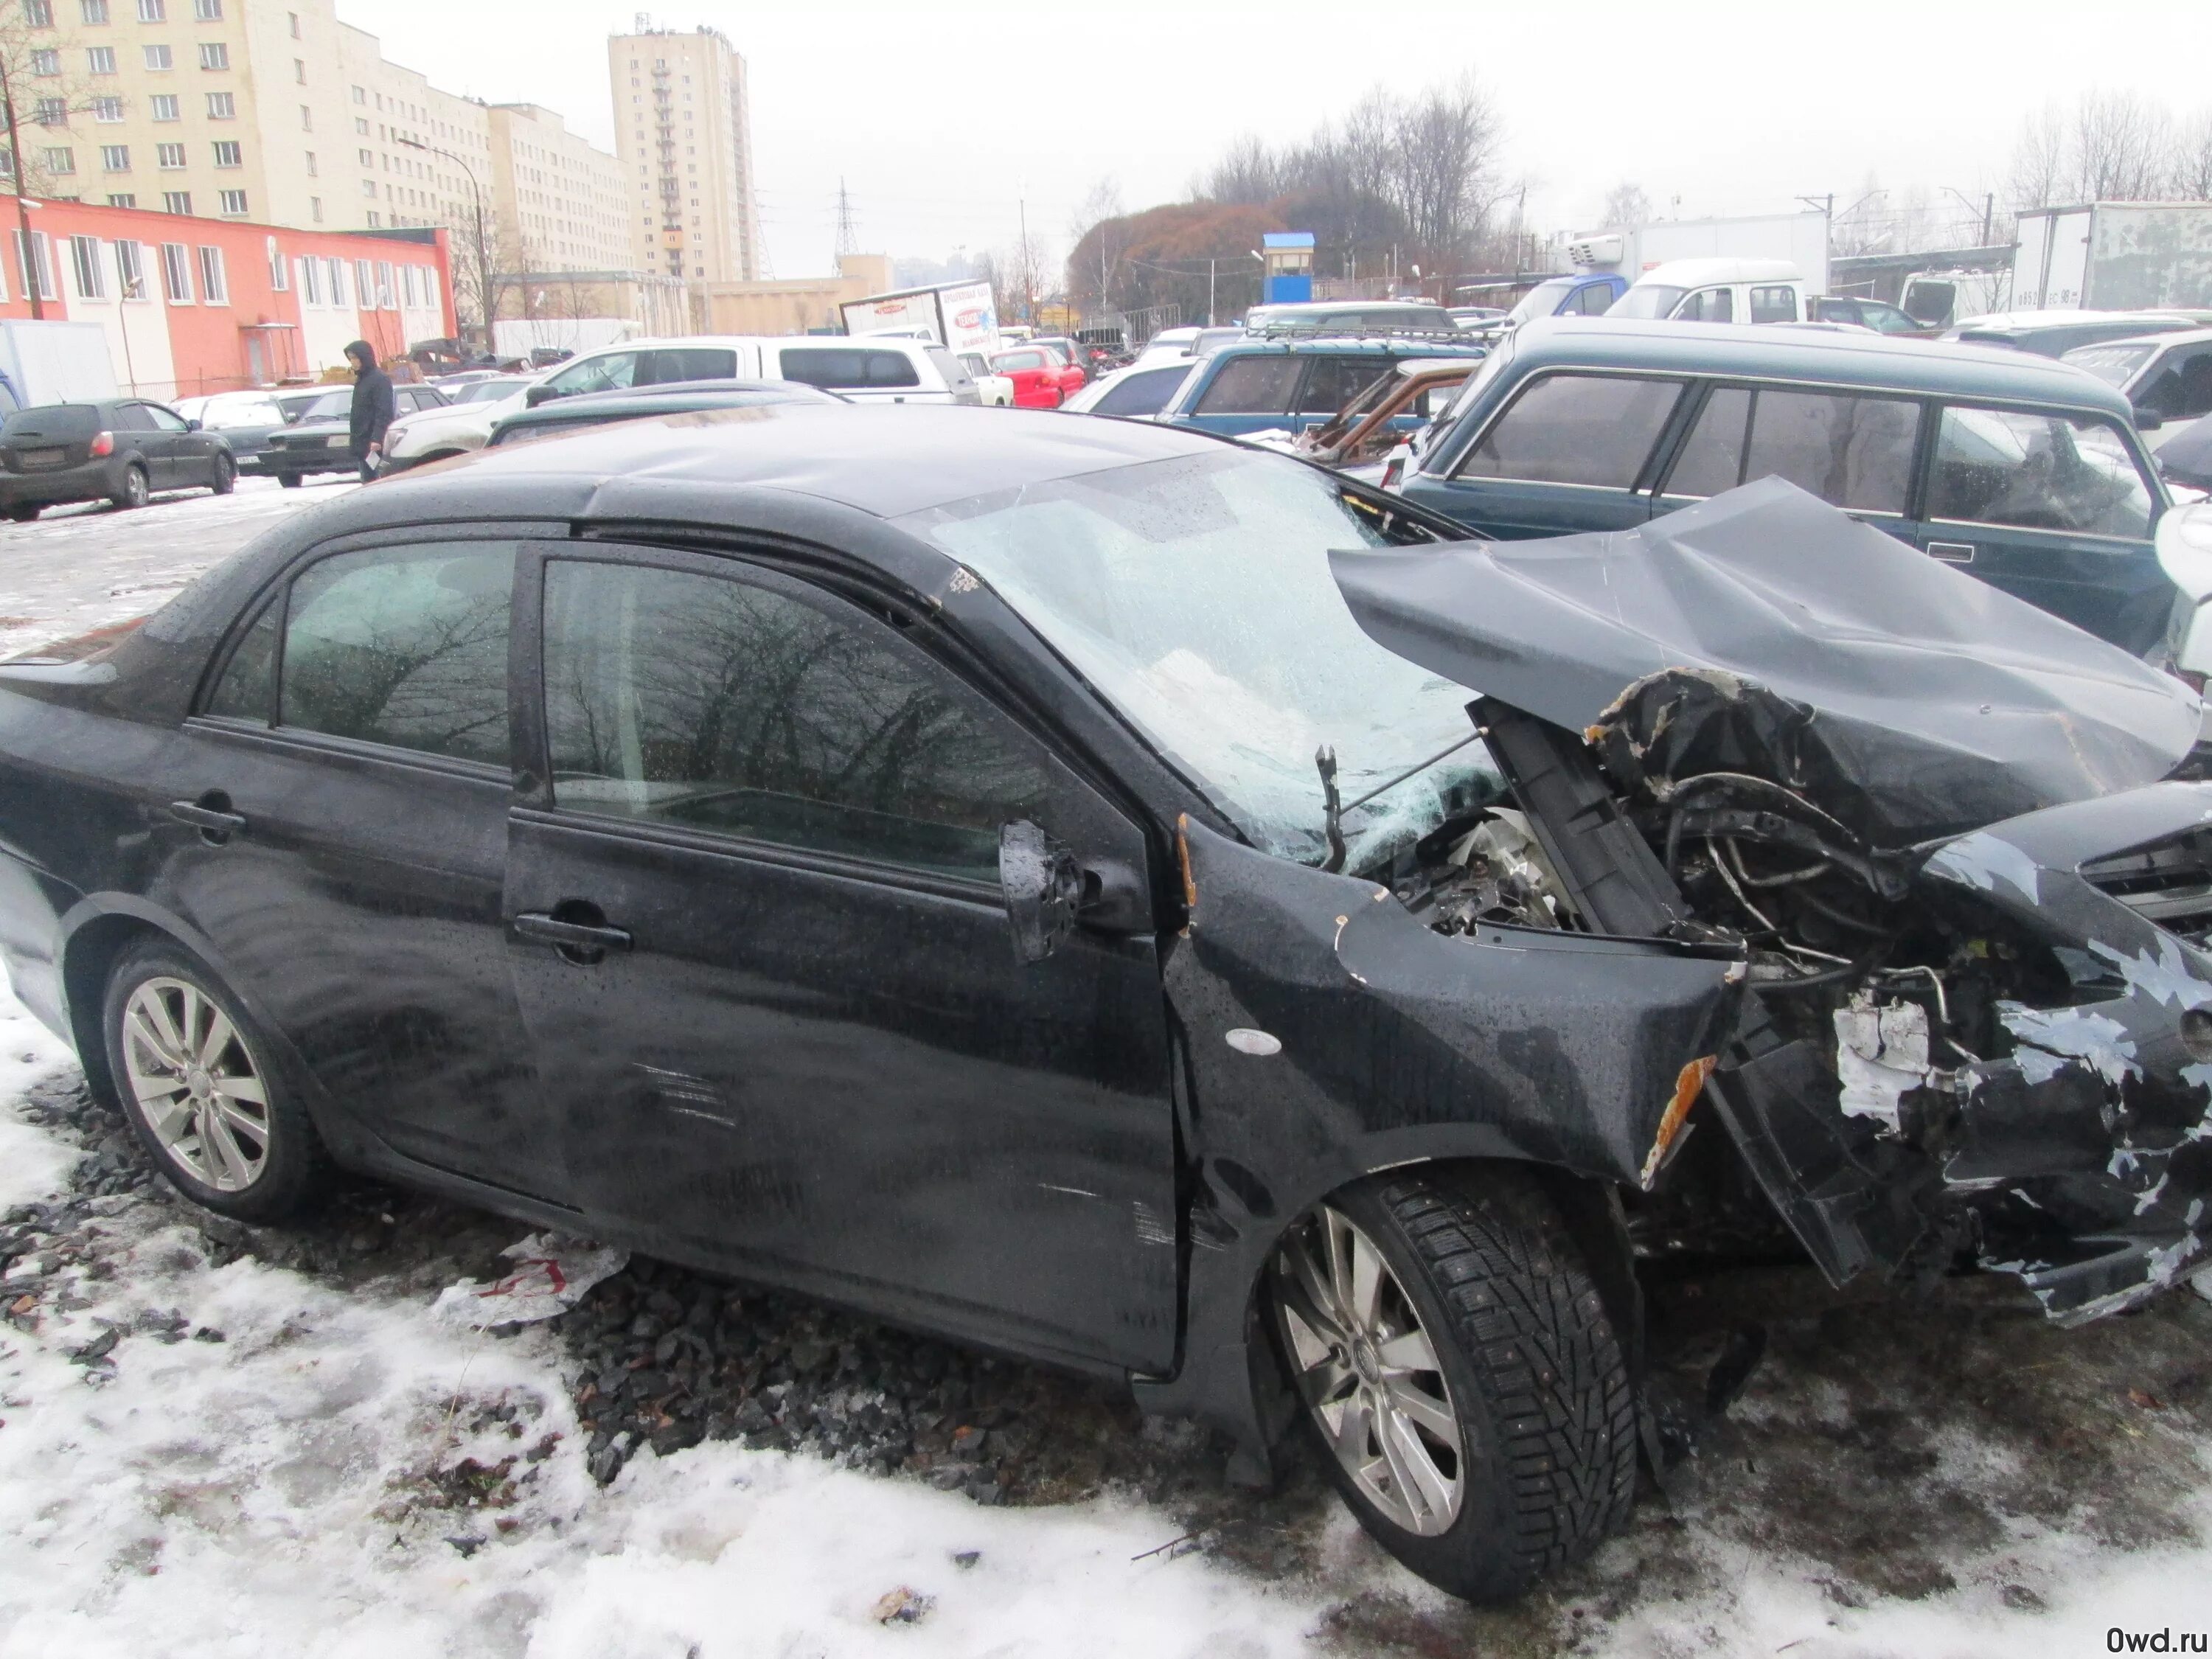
1917;403;2172;654
158;535;563;1197
502;542;1180;1371
1419;370;1683;539
142;402;207;486
122;402;181;488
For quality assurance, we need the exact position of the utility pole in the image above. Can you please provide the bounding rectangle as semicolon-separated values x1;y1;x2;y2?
0;55;41;321
1982;192;1994;246
1017;185;1031;322
1207;256;1216;326
833;178;858;260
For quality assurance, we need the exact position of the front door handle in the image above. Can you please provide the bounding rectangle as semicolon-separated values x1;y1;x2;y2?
514;910;633;958
1927;540;1977;563
169;796;246;841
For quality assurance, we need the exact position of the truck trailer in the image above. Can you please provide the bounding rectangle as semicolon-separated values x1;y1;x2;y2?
838;280;1000;354
2012;202;2212;311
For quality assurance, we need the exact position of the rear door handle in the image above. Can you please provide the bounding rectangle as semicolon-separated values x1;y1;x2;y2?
168;797;246;838
514;912;633;953
1927;540;1977;563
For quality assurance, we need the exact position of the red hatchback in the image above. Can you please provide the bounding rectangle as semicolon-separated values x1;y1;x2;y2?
988;345;1085;408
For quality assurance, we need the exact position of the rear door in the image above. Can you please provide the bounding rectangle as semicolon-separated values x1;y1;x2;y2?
1290;353;1396;434
1422;370;1685;538
121;403;183;488
1916;403;2172;653
1179;352;1301;437
502;540;1179;1368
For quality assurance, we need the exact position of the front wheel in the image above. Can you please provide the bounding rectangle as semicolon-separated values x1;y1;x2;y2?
111;465;150;510
1268;1168;1635;1602
102;939;330;1221
210;453;236;495
4;504;38;522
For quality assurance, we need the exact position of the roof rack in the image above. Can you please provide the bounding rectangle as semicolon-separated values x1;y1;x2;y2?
1245;325;1486;347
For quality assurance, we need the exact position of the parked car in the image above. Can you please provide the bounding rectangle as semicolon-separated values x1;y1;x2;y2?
1290;357;1484;471
1611;258;1807;325
380;377;536;475
270;386;335;425
1944;310;2201;359
170;391;290;466
1498;274;1626;330
2;406;2207;1607
1245;299;1459;335
0;398;235;518
262;383;453;486
1131;326;1202;367
1448;306;1508;328
1026;338;1091;389
987;344;1084;408
956;352;1015;407
1060;360;1198;419
1812;295;1941;337
526;335;980;408
1388;316;2179;657
1156;336;1486;439
2061;329;2212;441
485;380;842;448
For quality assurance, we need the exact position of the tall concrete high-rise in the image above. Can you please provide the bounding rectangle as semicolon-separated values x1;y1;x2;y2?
606;20;764;302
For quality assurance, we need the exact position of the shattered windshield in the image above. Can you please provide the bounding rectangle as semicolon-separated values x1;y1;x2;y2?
899;450;1502;871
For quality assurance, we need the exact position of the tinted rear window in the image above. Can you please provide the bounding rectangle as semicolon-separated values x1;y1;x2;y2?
4;405;101;439
778;347;920;389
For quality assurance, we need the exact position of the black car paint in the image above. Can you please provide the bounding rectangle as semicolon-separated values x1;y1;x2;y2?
1;408;2204;1495
0;400;232;510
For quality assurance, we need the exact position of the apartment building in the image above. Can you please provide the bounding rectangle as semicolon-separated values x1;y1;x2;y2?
605;23;763;289
13;0;631;324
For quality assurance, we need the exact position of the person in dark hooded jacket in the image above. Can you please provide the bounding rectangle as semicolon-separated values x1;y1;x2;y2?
344;340;396;482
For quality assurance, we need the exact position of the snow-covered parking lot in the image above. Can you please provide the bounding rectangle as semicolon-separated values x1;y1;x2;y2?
2;481;2212;1656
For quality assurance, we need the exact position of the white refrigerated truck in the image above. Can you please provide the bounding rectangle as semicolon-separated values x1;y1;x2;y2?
1565;211;1831;296
2012;202;2212;311
838;280;1000;354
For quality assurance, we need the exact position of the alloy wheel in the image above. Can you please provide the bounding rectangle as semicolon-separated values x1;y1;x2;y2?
1273;1204;1464;1535
120;975;271;1192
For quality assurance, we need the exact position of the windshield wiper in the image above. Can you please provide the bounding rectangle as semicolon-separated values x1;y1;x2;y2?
1316;731;1486;874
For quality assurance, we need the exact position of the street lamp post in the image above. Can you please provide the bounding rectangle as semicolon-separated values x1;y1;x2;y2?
396;134;490;353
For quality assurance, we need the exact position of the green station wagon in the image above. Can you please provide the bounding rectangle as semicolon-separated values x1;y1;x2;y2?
1391;318;2180;658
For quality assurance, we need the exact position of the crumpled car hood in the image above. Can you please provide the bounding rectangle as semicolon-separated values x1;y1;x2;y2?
1332;478;2199;844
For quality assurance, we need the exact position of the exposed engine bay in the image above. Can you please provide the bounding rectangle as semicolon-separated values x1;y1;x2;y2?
1329;479;2212;1324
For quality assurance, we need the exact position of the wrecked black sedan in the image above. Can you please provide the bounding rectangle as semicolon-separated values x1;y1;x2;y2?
0;408;2205;1603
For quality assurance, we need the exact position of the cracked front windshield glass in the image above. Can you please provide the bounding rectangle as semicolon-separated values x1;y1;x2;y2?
900;449;1503;872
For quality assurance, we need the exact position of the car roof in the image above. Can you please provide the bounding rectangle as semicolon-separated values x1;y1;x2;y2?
2062;327;2212;353
1500;316;2133;414
1955;310;2198;337
1208;336;1481;360
498;381;837;425
1255;300;1445;315
364;403;1228;521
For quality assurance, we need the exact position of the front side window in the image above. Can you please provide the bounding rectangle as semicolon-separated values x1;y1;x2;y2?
279;543;512;765
1193;355;1301;416
1456;372;1683;490
1295;355;1392;416
1927;406;2155;540
546;351;636;396
2132;344;2212;421
541;560;1047;882
1093;364;1189;417
1673;287;1734;323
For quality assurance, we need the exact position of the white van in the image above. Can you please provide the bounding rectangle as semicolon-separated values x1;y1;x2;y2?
1610;258;1808;326
523;335;981;408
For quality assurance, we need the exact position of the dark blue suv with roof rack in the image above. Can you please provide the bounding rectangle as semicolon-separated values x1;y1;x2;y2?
1391;316;2180;657
1157;336;1484;441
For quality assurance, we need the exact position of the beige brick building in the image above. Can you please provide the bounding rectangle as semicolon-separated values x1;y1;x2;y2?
14;0;634;333
606;22;764;295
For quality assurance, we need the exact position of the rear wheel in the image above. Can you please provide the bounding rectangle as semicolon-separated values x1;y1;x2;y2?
276;471;303;490
111;465;149;510
1268;1168;1635;1602
209;453;236;495
102;939;329;1221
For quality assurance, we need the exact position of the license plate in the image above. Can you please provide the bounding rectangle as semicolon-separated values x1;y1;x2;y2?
17;448;66;470
326;435;350;449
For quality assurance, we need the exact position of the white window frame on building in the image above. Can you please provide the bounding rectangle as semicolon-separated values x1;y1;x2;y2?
114;239;148;301
80;0;111;24
216;187;246;215
68;234;107;300
299;254;321;305
143;44;171;70
198;41;229;71
196;243;226;301
86;45;116;74
211;139;240;167
206;91;234;119
93;97;125;122
43;146;75;175
15;232;58;302
99;144;128;171
136;0;164;20
160;240;193;302
30;49;60;77
150;94;179;122
193;0;221;16
161;189;191;214
156;142;184;168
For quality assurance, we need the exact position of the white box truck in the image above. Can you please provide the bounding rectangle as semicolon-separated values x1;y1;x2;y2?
0;319;119;412
839;280;999;354
2012;203;2212;311
1567;211;1831;296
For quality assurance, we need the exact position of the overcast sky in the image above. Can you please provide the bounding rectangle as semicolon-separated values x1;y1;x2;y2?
345;0;2212;276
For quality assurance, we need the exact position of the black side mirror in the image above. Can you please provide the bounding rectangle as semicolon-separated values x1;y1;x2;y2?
525;384;558;408
1000;819;1083;963
2134;403;2166;431
185;418;201;431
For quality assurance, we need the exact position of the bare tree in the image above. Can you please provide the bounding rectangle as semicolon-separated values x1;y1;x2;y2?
1065;175;1124;315
1201;133;1282;206
2170;108;2212;201
2008;100;2067;212
1599;181;1652;228
0;1;114;318
1391;73;1503;267
2071;89;2171;201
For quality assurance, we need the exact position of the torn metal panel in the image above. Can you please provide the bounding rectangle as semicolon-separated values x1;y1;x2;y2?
1330;477;2199;845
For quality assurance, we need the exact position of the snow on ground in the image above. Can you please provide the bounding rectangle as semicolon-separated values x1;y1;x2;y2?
1;475;2211;1655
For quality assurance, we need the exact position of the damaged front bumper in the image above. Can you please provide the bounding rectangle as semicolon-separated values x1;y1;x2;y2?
1722;782;2212;1324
